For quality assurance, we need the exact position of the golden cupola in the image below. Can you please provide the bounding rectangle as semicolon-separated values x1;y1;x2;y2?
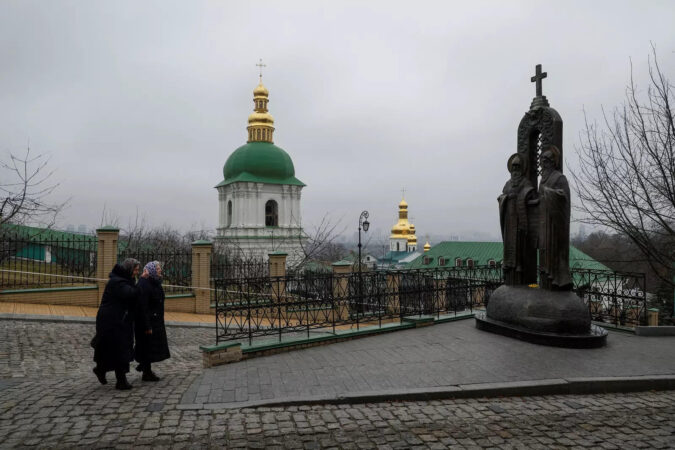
408;222;417;245
424;241;431;252
247;76;275;143
390;198;414;239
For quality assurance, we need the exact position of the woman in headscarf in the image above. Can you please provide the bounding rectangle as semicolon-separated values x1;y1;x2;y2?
93;258;147;390
134;261;170;381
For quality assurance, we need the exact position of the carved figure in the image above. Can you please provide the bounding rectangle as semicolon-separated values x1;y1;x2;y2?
499;154;538;285
538;146;573;290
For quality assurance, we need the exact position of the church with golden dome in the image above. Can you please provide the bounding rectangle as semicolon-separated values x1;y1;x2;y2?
390;197;418;253
215;69;306;262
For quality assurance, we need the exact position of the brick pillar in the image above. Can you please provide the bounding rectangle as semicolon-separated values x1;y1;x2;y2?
332;261;352;321
268;252;287;300
648;308;659;326
268;252;287;277
192;240;213;314
96;226;120;305
386;273;401;315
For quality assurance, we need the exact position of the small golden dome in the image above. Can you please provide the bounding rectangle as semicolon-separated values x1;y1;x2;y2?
424;242;431;252
399;199;408;208
253;80;269;97
391;222;410;234
407;235;417;244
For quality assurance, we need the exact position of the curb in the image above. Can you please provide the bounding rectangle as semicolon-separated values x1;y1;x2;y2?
176;375;675;410
0;313;213;329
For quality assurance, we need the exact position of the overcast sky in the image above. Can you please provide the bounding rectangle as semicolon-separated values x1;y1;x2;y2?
1;0;674;242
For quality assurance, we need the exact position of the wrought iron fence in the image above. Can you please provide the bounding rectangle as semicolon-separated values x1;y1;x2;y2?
0;229;98;289
572;268;647;327
210;253;268;283
117;247;192;295
214;266;502;344
213;265;648;344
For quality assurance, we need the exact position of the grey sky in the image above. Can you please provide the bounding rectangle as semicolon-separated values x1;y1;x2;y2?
1;0;674;242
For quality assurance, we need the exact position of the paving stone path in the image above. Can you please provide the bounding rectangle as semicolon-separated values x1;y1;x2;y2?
2;319;675;448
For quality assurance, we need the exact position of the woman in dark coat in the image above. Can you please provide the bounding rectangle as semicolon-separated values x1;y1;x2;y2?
92;258;146;390
134;261;170;381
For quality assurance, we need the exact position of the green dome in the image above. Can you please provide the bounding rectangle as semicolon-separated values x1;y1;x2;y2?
217;142;305;187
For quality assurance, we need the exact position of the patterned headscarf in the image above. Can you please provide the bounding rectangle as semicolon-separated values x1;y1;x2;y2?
144;261;162;281
121;258;140;277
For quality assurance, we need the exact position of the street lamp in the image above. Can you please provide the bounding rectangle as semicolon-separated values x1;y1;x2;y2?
358;211;370;274
358;211;369;316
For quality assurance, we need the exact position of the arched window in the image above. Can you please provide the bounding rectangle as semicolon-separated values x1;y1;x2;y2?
396;242;400;251
488;259;496;268
455;258;462;267
439;257;446;266
256;129;261;140
227;200;232;227
467;258;475;268
265;200;278;227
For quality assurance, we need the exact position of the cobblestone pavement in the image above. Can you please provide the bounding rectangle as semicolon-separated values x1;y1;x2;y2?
2;319;675;448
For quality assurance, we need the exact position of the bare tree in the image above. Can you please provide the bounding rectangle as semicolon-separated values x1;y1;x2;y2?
571;45;675;290
292;214;347;270
0;146;66;226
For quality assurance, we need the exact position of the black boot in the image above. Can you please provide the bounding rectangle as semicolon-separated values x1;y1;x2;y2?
93;366;107;385
142;364;160;382
115;369;132;390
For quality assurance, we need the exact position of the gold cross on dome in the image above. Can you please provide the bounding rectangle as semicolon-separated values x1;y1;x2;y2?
256;58;266;78
401;187;406;199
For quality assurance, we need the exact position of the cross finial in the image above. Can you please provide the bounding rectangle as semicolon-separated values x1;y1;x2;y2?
256;58;266;79
401;187;406;199
531;64;547;97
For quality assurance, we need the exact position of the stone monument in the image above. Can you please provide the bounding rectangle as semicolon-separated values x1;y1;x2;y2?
475;65;607;348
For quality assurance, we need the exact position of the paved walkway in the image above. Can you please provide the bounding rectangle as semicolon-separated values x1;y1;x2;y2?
182;319;675;409
1;316;675;448
0;301;214;324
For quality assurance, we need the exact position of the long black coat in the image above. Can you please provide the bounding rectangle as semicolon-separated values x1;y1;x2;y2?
94;265;139;372
134;277;170;364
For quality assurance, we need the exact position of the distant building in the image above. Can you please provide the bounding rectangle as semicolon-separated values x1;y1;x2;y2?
377;251;420;269
389;197;418;253
406;241;612;281
1;224;96;266
379;196;423;268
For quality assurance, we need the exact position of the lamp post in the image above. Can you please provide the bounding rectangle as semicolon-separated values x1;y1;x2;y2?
358;211;370;315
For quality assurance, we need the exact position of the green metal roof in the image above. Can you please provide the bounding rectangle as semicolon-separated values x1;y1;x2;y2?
379;251;411;265
1;224;97;251
406;241;611;272
217;142;305;187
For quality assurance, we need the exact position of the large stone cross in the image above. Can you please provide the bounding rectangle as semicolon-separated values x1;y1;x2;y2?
531;64;547;97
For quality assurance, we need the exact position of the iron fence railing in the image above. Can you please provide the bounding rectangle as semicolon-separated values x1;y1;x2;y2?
214;266;503;344
117;247;192;295
214;265;648;344
210;254;268;284
572;268;647;328
0;230;98;289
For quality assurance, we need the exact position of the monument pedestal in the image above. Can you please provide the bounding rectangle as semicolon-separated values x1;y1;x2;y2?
475;285;607;348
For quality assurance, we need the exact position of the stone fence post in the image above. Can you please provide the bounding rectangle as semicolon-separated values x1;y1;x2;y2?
386;273;401;315
268;252;287;300
192;240;212;314
648;308;659;326
96;226;120;305
332;261;352;321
